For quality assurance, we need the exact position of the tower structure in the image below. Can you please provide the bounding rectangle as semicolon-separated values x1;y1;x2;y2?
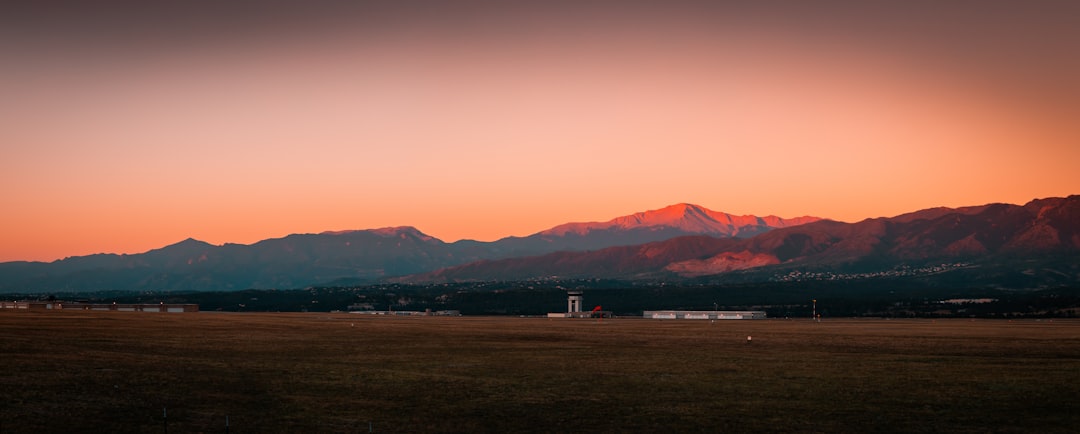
567;291;583;313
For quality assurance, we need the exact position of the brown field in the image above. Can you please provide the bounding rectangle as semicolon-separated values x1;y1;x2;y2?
2;312;1079;433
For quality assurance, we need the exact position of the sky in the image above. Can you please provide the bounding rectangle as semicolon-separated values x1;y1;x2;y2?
2;0;1078;262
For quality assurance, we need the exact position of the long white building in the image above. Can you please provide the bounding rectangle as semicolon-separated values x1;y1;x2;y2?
643;310;766;320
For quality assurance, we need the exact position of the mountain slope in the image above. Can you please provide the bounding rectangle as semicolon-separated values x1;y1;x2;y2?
421;235;743;282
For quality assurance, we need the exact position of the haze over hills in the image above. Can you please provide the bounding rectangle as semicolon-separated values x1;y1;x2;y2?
407;196;1080;286
0;204;818;292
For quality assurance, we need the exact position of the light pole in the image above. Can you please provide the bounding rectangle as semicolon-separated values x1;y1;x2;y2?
812;299;817;322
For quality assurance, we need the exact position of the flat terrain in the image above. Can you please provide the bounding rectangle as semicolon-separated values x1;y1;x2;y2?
2;312;1079;433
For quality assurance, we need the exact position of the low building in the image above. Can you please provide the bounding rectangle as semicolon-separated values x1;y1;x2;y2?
1;301;198;312
643;310;766;320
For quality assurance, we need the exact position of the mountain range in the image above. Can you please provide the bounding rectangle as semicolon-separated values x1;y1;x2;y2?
2;197;1077;293
410;196;1080;285
0;204;820;292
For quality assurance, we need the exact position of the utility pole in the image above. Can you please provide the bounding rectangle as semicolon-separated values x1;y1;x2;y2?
812;299;818;322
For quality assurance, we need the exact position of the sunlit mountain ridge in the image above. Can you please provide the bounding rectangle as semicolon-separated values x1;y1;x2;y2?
539;203;820;237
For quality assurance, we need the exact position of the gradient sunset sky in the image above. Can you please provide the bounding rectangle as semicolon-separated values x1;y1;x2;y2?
2;1;1078;262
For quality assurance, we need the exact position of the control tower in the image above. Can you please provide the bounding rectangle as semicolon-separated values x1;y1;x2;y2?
567;291;583;313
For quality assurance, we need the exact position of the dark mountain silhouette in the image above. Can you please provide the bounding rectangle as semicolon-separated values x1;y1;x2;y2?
0;204;817;292
405;196;1080;285
0;227;474;292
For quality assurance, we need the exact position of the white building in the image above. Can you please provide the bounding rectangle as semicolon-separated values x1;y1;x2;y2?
642;310;766;320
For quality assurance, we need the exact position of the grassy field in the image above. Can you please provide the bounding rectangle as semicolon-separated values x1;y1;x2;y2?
2;312;1079;433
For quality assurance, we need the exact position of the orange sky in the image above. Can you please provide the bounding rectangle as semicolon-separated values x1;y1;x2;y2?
2;1;1078;262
